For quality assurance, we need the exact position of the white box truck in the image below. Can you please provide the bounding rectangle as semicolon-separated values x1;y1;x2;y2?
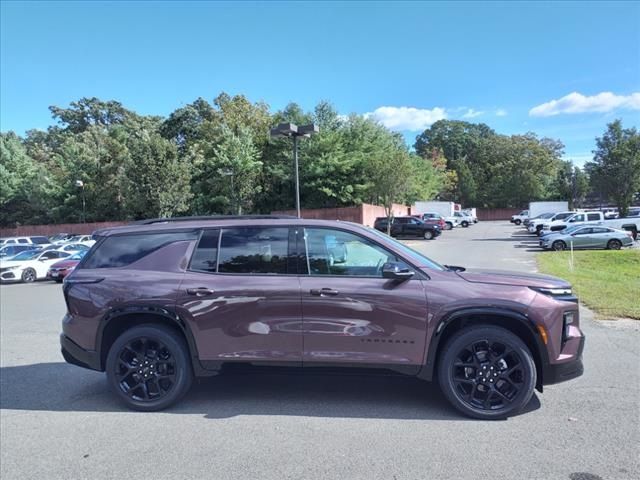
528;201;569;219
413;201;455;217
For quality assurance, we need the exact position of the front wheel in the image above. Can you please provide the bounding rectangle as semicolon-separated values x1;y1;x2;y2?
445;222;453;230
514;219;522;225
552;240;566;251
423;230;434;240
106;324;193;411
437;326;536;420
21;268;36;283
607;239;622;250
461;221;469;228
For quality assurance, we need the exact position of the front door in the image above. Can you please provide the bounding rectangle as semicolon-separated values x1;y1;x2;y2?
298;227;429;373
175;227;303;367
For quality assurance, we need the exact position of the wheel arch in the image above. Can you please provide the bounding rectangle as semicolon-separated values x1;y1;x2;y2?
96;306;213;377
419;307;547;391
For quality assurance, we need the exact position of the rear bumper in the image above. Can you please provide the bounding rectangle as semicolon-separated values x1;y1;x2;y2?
60;333;102;371
542;335;585;385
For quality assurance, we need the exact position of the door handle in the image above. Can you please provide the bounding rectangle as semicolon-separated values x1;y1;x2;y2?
310;288;339;296
186;287;215;296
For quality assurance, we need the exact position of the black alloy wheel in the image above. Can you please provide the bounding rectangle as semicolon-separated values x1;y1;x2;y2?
607;239;622;250
21;268;36;283
106;325;193;411
423;230;434;240
438;326;536;419
552;240;566;251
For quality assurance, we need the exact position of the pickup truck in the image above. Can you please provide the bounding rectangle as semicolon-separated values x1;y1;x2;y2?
510;210;529;225
530;211;576;234
541;211;640;239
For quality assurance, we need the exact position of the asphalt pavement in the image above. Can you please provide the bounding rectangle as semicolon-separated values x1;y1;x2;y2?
1;221;638;480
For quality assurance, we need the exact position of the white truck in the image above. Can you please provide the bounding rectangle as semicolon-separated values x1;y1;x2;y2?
542;211;640;239
412;201;459;230
529;211;576;234
510;210;529;225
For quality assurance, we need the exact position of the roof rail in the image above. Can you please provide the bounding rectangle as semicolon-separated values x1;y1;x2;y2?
131;215;298;225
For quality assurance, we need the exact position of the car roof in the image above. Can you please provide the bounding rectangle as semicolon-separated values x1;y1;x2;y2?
93;216;370;237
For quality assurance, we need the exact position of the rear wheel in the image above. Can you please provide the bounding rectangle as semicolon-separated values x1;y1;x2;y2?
106;324;193;411
552;240;566;251
21;268;36;283
461;221;469;228
423;230;434;240
514;219;521;225
445;222;453;230
437;325;536;420
607;239;622;250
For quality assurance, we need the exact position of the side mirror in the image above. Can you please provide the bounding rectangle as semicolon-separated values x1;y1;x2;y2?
382;262;415;280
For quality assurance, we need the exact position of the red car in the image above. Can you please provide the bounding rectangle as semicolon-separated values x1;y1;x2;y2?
47;251;86;282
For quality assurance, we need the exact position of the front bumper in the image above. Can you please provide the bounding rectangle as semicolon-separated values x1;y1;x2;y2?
542;335;585;385
60;333;102;371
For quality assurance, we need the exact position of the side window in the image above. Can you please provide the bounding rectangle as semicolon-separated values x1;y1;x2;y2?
396;218;408;224
574;228;592;235
83;232;197;269
18;239;28;244
218;227;289;274
587;213;600;221
40;251;56;259
190;230;220;273
591;227;608;234
304;228;406;277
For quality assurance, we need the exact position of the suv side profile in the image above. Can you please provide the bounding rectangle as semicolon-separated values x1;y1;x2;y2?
373;216;441;240
60;216;584;419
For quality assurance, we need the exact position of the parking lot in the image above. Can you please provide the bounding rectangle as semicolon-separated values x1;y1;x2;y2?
1;221;638;480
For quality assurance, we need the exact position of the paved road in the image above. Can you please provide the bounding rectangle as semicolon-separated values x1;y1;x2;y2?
1;221;638;480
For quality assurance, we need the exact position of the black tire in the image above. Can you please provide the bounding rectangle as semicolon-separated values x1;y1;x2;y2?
106;324;193;411
607;239;622;250
445;222;453;231
461;221;469;228
437;325;536;420
514;219;521;226
552;240;566;251
423;230;434;240
21;268;36;283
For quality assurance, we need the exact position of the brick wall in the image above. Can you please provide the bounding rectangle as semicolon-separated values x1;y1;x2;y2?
476;208;523;221
272;203;409;227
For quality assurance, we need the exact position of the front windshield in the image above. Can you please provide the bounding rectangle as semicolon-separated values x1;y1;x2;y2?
69;251;87;261
365;227;446;271
8;250;40;261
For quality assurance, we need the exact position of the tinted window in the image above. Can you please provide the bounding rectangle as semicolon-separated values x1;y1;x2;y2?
31;236;50;244
218;227;289;274
587;213;600;221
190;230;220;273
83;232;197;269
304;228;405;277
591;227;609;234
18;239;28;244
573;228;592;235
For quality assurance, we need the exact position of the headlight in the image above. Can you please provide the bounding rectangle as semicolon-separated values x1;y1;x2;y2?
562;311;576;343
533;287;572;296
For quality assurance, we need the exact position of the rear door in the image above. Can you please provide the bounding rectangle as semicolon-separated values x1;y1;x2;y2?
298;227;429;373
175;227;303;367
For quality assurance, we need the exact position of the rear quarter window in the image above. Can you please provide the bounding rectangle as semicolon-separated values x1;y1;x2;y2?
82;231;197;269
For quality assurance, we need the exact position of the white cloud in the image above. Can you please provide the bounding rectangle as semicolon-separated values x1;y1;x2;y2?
462;108;484;118
495;108;508;117
365;106;447;131
529;91;640;117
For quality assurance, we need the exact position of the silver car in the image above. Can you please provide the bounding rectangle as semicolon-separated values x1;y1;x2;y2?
540;226;635;251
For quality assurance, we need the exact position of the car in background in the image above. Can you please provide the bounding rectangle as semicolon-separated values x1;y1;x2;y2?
374;216;441;239
0;236;52;247
524;212;554;229
529;211;575;234
418;213;447;230
0;249;71;283
540;226;635;251
0;244;43;259
61;234;95;247
55;243;91;254
422;211;458;230
46;250;87;283
510;210;529;225
49;233;78;244
453;211;473;228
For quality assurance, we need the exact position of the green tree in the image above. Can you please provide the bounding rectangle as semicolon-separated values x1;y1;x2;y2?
553;161;589;209
0;132;40;225
586;120;640;217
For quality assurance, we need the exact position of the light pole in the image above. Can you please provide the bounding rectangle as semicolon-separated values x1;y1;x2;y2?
75;180;86;223
218;168;236;214
269;122;319;218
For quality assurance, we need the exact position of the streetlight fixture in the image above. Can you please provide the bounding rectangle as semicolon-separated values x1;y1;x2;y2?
75;180;86;223
269;122;319;218
218;168;236;214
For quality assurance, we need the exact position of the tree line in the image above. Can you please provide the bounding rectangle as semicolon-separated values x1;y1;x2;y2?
1;93;638;226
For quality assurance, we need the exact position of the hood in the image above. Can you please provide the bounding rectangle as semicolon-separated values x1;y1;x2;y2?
50;259;80;269
456;268;570;289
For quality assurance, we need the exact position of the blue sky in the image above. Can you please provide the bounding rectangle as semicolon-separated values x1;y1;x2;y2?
1;1;639;165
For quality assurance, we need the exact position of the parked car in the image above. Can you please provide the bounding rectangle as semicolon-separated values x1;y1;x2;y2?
60;215;584;419
540;226;635;251
510;210;529;225
529;211;576;234
422;211;458;230
453;211;473;228
419;213;446;230
524;212;554;229
49;233;78;244
0;244;42;259
542;211;640;239
0;236;52;247
60;234;95;246
461;208;478;223
56;243;91;254
374;216;442;239
0;249;71;283
47;251;87;282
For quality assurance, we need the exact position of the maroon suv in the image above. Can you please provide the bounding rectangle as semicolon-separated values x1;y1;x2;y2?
60;215;584;419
